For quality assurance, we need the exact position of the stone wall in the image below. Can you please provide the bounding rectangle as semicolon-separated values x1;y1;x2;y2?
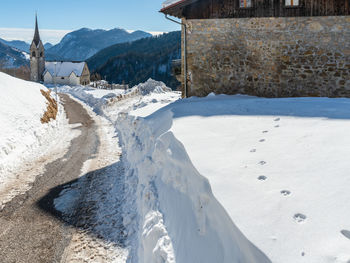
183;16;350;97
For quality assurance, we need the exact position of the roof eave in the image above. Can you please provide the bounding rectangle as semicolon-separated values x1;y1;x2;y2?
160;0;200;17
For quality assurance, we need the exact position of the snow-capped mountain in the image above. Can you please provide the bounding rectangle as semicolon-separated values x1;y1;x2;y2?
0;38;30;53
0;41;29;68
0;38;52;55
46;28;152;61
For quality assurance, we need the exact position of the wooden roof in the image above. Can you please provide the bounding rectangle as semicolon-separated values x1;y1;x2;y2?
160;0;350;19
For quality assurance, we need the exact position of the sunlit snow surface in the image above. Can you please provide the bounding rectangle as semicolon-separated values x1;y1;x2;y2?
0;72;79;210
166;95;350;263
58;82;350;263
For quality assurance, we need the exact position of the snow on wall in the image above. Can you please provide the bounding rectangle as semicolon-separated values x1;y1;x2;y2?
116;110;271;263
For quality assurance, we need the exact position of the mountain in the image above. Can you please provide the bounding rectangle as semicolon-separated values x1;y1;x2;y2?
46;28;152;61
87;31;181;89
44;43;53;50
0;38;52;54
0;41;29;68
0;38;30;53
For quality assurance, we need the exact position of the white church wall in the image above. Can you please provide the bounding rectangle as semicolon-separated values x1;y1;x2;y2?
43;72;53;84
55;76;70;85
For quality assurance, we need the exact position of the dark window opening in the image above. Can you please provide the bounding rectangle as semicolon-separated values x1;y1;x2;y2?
32;52;36;57
40;52;43;57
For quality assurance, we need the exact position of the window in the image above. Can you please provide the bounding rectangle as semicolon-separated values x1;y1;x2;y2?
61;77;64;80
240;0;252;8
40;52;43;57
32;52;36;57
285;0;299;6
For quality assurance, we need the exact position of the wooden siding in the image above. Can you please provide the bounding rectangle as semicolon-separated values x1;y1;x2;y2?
166;0;350;18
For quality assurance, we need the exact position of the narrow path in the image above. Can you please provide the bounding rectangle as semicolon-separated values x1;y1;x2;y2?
0;94;99;263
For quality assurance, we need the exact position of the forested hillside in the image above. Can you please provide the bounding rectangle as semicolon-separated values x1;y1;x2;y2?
0;41;28;68
46;28;151;61
87;31;181;89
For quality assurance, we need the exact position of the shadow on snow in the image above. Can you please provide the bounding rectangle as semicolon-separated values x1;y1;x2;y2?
36;161;127;248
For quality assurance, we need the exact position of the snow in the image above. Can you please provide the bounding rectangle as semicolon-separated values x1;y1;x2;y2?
0;72;79;209
85;88;125;99
54;79;350;263
117;112;270;263
22;51;30;60
0;72;48;175
60;80;269;262
151;94;350;263
54;97;129;262
54;80;180;263
45;61;85;77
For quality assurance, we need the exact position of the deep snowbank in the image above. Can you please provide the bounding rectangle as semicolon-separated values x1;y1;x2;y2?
0;73;56;176
58;80;270;262
56;79;350;262
117;111;270;263
57;79;171;115
0;72;78;209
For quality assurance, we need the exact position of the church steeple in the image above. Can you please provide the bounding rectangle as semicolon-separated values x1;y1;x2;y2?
30;14;45;82
33;14;41;46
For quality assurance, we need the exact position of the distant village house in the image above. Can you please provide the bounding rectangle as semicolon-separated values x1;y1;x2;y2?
43;62;90;86
161;0;350;98
30;16;90;86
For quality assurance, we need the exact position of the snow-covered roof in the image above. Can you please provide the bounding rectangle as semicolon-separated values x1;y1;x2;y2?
161;0;199;14
162;0;182;8
44;62;86;77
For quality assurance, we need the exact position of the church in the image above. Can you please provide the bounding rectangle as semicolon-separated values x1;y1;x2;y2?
30;16;91;86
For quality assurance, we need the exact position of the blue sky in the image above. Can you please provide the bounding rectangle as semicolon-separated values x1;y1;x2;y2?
0;0;180;43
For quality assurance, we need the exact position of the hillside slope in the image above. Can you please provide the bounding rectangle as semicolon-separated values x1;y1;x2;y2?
46;28;151;61
0;42;29;68
0;38;30;53
0;73;76;208
87;31;181;89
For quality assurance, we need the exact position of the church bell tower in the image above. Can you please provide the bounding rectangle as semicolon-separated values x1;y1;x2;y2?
30;15;45;82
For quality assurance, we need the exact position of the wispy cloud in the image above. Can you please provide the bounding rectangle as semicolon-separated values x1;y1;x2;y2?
0;28;72;44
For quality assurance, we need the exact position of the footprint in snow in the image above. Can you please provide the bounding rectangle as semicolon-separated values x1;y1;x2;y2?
294;213;307;223
341;230;350;240
262;130;269;133
274;118;281;122
258;176;267;181
259;139;266;142
250;149;257;153
259;161;267;165
280;190;291;196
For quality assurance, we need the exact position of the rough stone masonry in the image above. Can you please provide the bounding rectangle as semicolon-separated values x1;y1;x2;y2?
183;16;350;98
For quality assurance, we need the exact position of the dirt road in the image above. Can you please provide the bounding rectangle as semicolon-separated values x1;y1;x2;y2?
0;94;99;263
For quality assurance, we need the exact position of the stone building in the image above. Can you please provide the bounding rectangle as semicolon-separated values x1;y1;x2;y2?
43;62;90;86
30;15;45;82
161;0;350;98
30;16;90;86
